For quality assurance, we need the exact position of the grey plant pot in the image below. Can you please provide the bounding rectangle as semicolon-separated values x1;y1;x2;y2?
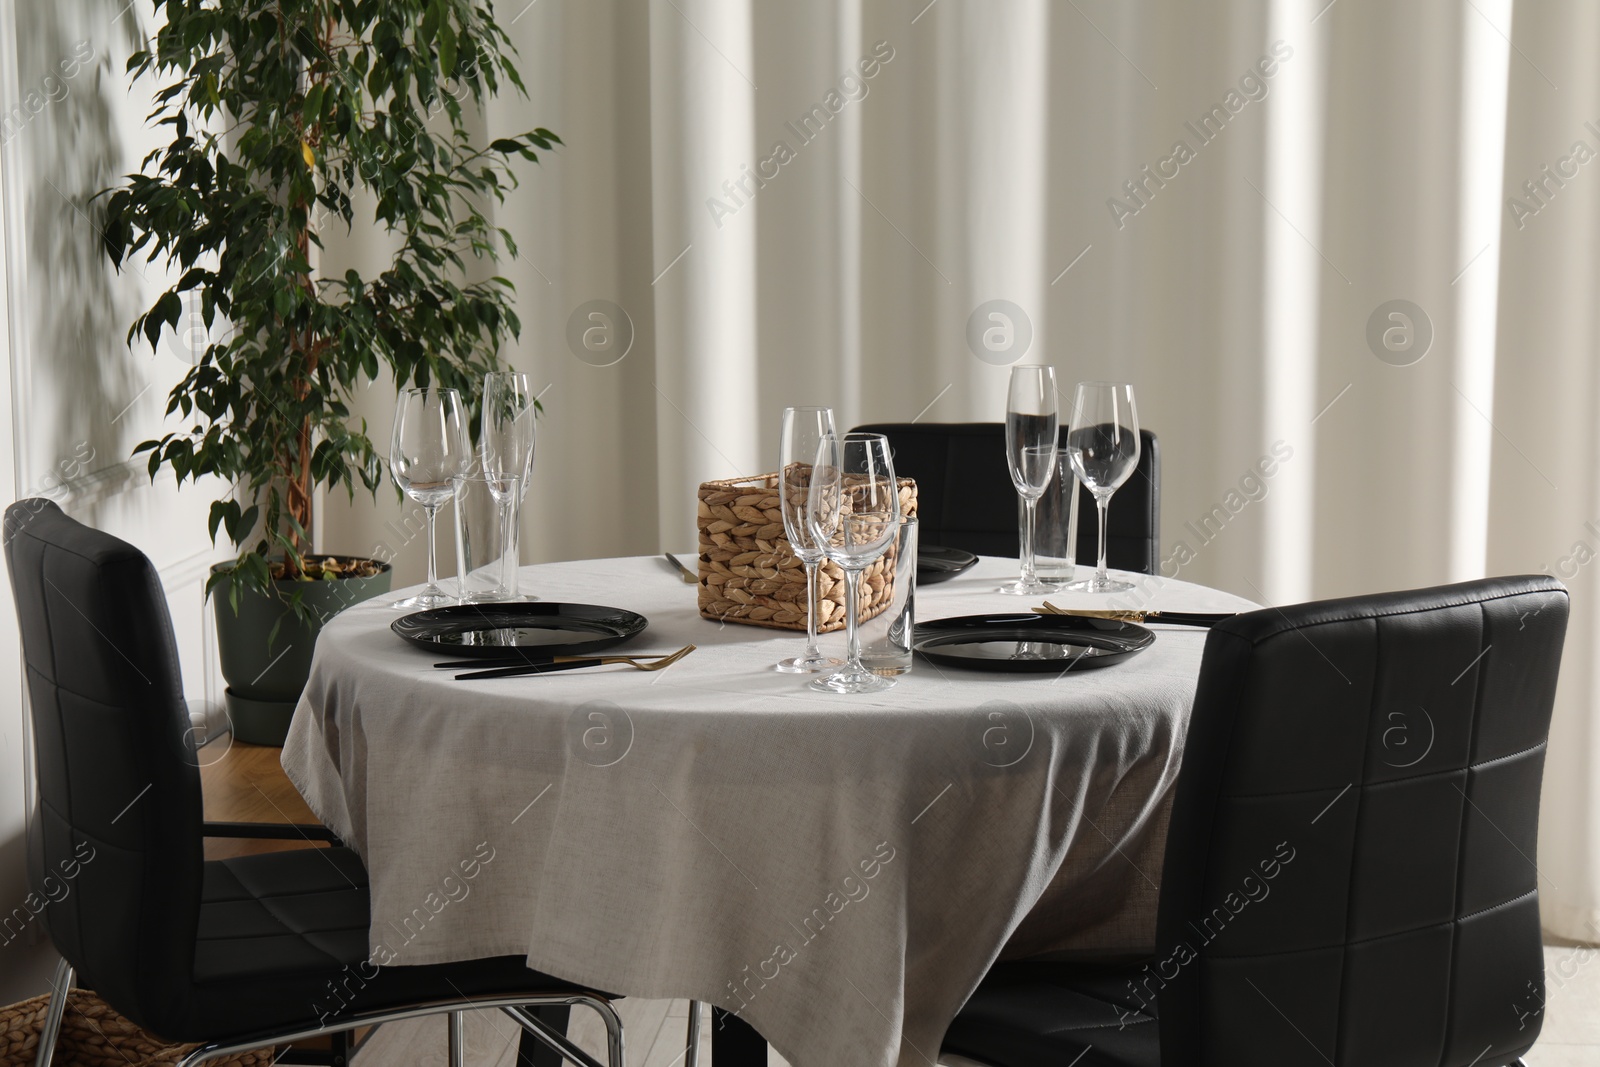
212;559;393;746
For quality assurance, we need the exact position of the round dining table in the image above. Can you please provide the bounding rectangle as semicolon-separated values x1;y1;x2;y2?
282;554;1258;1067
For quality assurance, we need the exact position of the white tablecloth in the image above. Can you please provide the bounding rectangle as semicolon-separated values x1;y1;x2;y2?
282;556;1256;1067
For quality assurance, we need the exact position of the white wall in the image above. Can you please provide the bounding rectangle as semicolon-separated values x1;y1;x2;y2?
0;84;46;1002
0;0;230;1003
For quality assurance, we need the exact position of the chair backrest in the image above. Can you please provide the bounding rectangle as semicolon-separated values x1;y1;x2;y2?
850;423;1160;573
4;500;203;1021
1155;576;1567;1066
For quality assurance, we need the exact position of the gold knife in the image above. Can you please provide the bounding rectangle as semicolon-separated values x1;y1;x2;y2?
663;552;699;585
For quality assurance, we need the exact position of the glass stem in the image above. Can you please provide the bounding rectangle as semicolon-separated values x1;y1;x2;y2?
498;501;513;593
1020;497;1039;586
803;557;822;658
844;567;863;674
424;504;439;592
1096;495;1111;585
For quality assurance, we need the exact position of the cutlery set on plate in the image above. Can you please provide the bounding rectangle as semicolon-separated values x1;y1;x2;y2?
1030;601;1236;628
390;601;695;680
435;644;697;680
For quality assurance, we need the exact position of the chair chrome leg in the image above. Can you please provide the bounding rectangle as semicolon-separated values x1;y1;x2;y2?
581;996;625;1067
516;1005;570;1067
685;1000;702;1067
448;1010;466;1067
503;996;623;1067
33;957;74;1067
502;1004;612;1067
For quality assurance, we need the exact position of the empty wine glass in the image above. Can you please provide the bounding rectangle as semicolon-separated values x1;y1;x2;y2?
390;387;471;608
998;364;1060;595
807;433;901;694
481;371;537;599
1064;381;1141;594
776;406;842;673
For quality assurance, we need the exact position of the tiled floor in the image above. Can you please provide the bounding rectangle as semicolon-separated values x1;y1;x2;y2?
1525;942;1600;1066
354;944;1600;1066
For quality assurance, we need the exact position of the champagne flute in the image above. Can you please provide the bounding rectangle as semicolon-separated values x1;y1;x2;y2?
776;406;841;673
1064;381;1141;594
481;371;537;599
998;365;1059;595
807;433;901;694
390;387;471;608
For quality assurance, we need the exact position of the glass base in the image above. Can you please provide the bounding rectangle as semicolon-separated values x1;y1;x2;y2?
449;590;539;604
997;579;1063;595
458;591;514;604
392;586;454;609
775;652;842;674
809;667;897;694
1064;575;1135;594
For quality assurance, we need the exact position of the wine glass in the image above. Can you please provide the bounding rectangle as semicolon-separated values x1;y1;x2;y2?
776;406;841;673
806;433;901;694
1064;381;1141;594
481;371;537;599
390;387;471;608
998;364;1059;595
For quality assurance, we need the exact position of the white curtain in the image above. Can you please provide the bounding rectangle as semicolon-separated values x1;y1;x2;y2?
319;0;1600;942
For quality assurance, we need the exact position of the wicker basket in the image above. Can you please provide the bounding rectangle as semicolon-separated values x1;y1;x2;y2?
0;988;275;1067
696;472;917;632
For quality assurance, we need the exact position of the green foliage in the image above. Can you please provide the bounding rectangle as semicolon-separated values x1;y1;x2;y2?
99;0;556;608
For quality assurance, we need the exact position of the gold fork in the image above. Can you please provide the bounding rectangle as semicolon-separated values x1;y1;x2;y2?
1034;601;1149;622
455;644;697;680
1033;602;1232;628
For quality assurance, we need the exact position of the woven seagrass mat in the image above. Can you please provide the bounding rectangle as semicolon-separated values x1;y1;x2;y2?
0;987;275;1067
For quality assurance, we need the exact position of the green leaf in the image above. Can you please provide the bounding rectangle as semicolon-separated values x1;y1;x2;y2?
97;0;553;574
207;499;229;543
439;22;458;78
304;82;326;123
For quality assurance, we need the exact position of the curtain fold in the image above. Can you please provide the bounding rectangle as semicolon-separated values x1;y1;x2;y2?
648;0;761;546
319;0;1600;942
1492;0;1600;944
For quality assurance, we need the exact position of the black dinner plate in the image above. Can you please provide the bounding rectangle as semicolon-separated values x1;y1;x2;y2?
913;612;1154;672
391;602;648;658
918;545;979;585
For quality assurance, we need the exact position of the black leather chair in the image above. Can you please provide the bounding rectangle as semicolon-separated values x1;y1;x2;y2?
851;423;1160;573
5;500;624;1067
943;575;1568;1067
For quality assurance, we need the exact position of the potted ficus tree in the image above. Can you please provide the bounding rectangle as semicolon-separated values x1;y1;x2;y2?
100;0;557;744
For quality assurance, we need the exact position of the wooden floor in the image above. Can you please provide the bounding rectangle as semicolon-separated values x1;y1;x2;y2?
199;738;323;860
203;740;1599;1067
